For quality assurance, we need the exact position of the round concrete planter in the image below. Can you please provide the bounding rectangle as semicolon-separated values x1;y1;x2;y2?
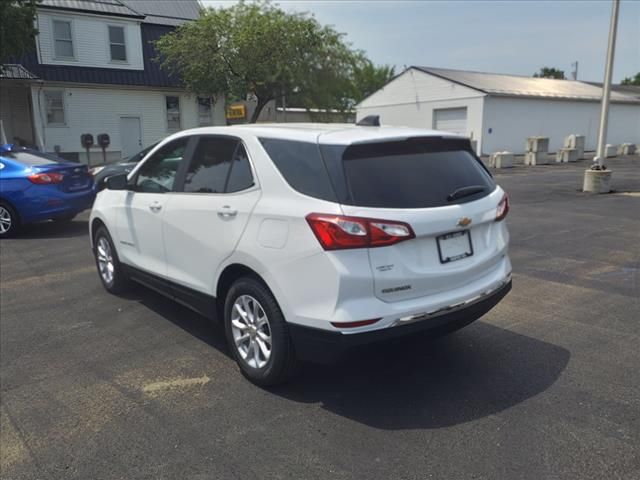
583;169;612;194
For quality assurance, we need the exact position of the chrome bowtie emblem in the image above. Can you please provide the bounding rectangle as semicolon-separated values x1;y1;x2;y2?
457;217;472;227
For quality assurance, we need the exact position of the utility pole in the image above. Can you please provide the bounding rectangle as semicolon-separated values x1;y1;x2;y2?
583;0;619;193
571;61;579;80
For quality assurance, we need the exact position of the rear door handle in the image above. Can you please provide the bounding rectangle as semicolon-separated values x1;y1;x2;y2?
149;202;162;212
218;205;237;218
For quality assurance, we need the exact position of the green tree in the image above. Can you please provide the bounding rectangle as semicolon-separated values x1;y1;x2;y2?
0;0;39;70
533;67;566;79
349;56;395;104
155;1;359;123
621;73;640;86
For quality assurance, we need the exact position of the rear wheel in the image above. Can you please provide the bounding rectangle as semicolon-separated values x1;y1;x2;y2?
224;277;299;386
93;226;130;294
0;203;19;238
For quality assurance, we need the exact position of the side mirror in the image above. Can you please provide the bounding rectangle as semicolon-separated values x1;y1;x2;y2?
105;173;129;190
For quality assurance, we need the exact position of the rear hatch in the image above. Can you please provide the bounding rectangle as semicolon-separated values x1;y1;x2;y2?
319;137;506;302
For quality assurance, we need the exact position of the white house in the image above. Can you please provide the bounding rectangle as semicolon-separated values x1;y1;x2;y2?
0;0;226;165
356;66;640;155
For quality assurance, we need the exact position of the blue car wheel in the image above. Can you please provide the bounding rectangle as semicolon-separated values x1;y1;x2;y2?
0;202;19;237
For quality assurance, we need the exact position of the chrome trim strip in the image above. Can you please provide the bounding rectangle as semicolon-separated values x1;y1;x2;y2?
393;275;511;326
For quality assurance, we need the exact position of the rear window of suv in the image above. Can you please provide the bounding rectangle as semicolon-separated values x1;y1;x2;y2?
260;136;494;208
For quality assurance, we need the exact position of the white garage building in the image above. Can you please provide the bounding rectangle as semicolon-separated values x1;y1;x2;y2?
356;67;640;155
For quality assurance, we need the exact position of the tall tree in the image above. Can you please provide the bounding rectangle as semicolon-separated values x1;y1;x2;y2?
621;73;640;86
155;1;358;123
349;56;395;104
0;0;39;70
533;67;566;79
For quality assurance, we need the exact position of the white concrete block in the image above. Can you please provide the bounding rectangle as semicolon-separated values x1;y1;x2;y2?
526;136;549;153
605;144;617;158
490;151;514;168
556;148;578;163
564;134;585;150
617;143;637;155
524;151;548;165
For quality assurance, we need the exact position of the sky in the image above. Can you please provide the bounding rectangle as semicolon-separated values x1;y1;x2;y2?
201;0;640;83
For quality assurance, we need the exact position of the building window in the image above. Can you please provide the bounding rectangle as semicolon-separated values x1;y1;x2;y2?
53;20;74;58
197;97;213;125
44;91;66;126
165;96;181;130
108;25;127;62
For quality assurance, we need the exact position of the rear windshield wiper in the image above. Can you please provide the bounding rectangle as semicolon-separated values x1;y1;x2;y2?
447;185;488;202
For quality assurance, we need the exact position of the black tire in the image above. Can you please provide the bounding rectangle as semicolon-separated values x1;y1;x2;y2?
224;276;299;386
54;213;76;223
93;226;131;294
0;202;19;238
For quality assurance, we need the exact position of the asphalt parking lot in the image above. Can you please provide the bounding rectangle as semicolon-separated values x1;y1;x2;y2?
1;155;639;480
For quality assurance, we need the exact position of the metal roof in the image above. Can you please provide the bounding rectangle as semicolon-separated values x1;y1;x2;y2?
39;0;144;19
0;64;39;80
586;82;640;100
16;25;182;87
38;0;201;25
120;0;201;25
414;66;640;104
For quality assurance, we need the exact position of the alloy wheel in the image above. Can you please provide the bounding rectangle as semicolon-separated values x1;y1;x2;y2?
96;237;115;285
231;295;272;369
0;206;12;234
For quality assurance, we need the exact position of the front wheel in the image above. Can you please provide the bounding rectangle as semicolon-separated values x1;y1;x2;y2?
0;203;19;238
224;277;299;386
93;226;131;294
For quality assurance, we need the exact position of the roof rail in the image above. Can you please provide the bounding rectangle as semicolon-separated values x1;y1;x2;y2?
356;115;381;127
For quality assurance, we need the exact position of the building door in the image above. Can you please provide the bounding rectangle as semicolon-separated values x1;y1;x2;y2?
433;107;468;135
119;116;142;160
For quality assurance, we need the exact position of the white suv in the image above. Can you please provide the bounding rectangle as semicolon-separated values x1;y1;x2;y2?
90;123;511;385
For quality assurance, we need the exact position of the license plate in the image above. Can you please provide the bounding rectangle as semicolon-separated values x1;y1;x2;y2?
437;230;473;264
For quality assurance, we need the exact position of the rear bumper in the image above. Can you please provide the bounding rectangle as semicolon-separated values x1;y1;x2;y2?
19;188;95;224
289;279;512;364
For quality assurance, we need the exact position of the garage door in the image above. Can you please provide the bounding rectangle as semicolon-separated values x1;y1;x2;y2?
434;107;468;135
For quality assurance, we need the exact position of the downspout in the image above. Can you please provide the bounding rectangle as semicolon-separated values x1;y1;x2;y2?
35;80;46;151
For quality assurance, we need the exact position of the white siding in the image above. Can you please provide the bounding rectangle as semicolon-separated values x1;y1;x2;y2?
482;97;640;155
357;97;485;150
36;11;144;70
31;85;226;162
357;68;484;109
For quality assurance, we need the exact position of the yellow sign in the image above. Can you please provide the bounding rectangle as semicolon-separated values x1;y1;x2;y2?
226;104;246;120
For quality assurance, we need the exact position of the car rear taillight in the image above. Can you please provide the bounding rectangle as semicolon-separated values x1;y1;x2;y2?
306;213;415;250
27;172;64;184
495;193;509;221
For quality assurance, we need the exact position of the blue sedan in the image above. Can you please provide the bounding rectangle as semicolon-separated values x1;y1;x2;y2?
0;144;95;237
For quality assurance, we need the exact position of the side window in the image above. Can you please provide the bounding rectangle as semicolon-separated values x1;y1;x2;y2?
226;143;254;193
135;138;188;193
183;137;237;193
